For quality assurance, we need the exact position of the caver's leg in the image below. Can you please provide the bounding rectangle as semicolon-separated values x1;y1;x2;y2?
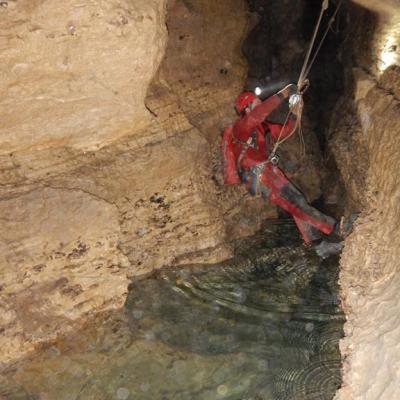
292;216;323;244
259;164;336;241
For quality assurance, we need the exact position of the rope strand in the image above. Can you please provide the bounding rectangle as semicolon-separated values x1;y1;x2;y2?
303;0;343;79
271;99;304;155
298;0;329;89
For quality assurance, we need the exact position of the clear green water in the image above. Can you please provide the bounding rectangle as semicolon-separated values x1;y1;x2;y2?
1;222;343;400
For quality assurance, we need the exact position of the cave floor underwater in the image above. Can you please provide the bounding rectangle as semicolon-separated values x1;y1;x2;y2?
1;221;344;400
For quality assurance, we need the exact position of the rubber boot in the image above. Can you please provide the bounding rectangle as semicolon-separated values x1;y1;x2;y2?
314;240;343;259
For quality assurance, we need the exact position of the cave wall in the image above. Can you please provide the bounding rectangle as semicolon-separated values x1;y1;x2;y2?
0;0;336;368
0;0;168;365
0;0;251;365
4;5;399;400
0;0;167;153
327;3;400;399
239;2;400;397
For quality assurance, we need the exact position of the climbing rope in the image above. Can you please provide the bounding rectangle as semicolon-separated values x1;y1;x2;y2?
303;0;344;80
298;0;330;90
270;96;304;157
270;0;343;158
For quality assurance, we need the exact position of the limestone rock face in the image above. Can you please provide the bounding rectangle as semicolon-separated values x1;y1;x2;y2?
0;187;129;363
335;69;400;400
0;0;167;153
0;131;232;364
0;0;250;365
329;4;400;399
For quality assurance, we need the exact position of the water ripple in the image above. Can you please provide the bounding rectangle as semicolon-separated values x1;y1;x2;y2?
125;223;344;399
273;359;341;400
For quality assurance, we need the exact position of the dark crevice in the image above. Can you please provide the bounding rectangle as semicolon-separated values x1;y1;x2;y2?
302;1;348;151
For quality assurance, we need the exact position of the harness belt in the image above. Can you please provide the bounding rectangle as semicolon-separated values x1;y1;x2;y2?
242;161;270;196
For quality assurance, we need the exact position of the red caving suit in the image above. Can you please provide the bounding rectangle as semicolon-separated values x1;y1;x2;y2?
221;92;336;244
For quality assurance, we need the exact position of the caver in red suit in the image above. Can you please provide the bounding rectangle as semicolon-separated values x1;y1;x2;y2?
221;84;337;244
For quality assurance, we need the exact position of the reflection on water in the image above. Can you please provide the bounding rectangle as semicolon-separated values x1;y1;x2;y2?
1;222;343;400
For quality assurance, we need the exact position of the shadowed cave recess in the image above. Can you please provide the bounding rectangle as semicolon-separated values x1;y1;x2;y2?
0;0;399;399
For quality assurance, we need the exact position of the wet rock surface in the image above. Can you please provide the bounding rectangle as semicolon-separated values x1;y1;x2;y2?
1;223;343;400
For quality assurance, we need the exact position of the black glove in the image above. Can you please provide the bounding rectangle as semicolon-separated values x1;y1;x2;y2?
299;79;310;94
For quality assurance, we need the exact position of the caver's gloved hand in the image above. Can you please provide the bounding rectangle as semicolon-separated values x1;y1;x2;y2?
298;79;310;94
289;93;303;111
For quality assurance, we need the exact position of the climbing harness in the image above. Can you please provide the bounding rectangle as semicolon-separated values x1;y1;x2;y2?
269;153;279;166
271;0;344;156
234;133;257;173
243;161;270;196
234;133;278;193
